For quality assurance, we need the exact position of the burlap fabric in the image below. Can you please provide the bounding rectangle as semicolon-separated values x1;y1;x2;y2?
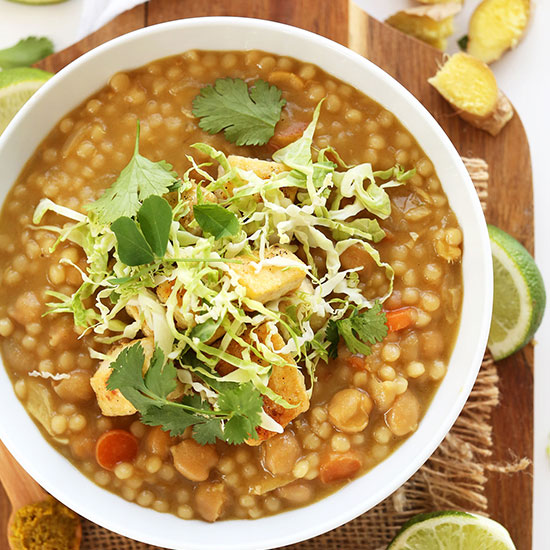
80;158;526;550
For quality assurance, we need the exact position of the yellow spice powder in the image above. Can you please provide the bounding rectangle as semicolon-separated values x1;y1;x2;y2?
9;498;79;550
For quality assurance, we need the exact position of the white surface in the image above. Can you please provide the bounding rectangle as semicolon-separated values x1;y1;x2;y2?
79;0;147;36
0;0;147;50
1;0;548;547
357;6;550;550
0;16;492;550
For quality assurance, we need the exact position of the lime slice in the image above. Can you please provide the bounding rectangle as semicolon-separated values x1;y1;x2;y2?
487;224;546;360
388;510;516;550
0;67;52;135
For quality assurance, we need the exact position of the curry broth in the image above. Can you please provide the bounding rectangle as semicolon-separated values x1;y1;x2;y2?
0;50;462;521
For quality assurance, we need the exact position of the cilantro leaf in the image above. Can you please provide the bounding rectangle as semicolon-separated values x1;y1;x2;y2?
144;347;177;397
458;34;469;51
217;381;263;444
193;204;240;239
0;37;54;69
107;343;263;445
141;404;197;436
224;416;257;445
189;319;221;342
107;343;155;411
111;216;155;266
137;195;172;256
325;319;341;359
111;195;172;266
217;382;263;423
192;418;224;445
192;78;286;146
326;302;388;359
87;122;178;224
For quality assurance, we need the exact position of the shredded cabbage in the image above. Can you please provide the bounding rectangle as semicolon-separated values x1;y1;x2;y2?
32;101;413;431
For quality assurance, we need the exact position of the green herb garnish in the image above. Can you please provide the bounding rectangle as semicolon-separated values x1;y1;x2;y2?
458;35;469;51
111;195;172;266
326;302;388;359
35;101;411;443
107;342;263;445
193;203;240;239
192;78;286;146
189;319;221;342
87;123;178;224
0;37;53;69
111;217;154;266
136;195;172;256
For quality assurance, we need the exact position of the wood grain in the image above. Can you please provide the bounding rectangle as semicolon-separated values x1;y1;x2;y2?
17;1;531;549
37;5;146;73
0;441;47;513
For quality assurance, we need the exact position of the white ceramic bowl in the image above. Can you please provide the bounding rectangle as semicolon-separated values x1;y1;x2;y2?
0;17;492;550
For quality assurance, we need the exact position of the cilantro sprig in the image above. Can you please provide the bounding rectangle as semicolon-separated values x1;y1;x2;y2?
111;195;172;266
87;123;178;224
192;78;286;146
107;342;263;445
0;37;53;69
326;302;388;359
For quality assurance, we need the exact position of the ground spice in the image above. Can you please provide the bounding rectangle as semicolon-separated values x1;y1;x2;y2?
9;498;80;550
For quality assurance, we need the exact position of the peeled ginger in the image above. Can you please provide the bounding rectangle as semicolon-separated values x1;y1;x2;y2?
468;0;530;63
385;3;462;51
428;52;514;135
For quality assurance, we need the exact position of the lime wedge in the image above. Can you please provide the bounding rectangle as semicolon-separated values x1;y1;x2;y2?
0;67;52;135
388;510;516;550
487;224;546;360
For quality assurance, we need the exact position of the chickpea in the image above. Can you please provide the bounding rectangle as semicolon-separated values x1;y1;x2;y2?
268;71;304;91
69;434;95;460
10;291;41;325
261;432;301;475
53;370;94;402
386;390;420;436
319;451;362;483
328;388;373;434
171;439;219;482
194;482;226;522
421;331;444;359
145;426;172;459
276;481;314;504
368;376;397;412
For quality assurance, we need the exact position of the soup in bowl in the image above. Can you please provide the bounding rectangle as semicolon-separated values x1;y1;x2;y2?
0;17;492;550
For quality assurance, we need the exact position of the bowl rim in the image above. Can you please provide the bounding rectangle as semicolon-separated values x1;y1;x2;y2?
0;16;493;550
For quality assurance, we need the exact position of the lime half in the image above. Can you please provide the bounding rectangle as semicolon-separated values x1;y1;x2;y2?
0;67;52;135
388;510;516;550
487;224;546;360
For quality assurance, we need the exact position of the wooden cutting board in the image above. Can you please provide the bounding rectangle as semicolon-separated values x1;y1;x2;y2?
1;1;533;548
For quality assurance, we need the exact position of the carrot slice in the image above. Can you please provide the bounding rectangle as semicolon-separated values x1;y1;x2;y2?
267;121;308;152
346;355;366;370
319;451;362;483
385;307;414;333
95;429;138;470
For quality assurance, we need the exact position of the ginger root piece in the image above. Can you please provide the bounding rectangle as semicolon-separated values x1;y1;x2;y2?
417;0;463;3
428;52;514;136
385;3;462;50
467;0;530;64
